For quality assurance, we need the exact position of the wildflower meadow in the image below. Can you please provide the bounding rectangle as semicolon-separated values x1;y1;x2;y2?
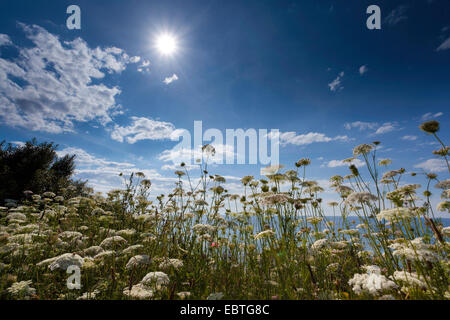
0;120;449;300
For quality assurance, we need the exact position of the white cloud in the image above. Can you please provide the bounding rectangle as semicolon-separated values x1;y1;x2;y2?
110;116;180;144
0;24;138;133
326;158;365;168
359;65;368;75
437;37;450;51
158;144;236;165
137;60;150;73
0;34;12;46
401;135;418;141
414;159;447;173
421;112;443;121
163;74;178;84
129;56;141;63
384;5;408;26
328;71;344;92
374;122;397;135
56;146;179;194
344;121;378;131
270;131;350;146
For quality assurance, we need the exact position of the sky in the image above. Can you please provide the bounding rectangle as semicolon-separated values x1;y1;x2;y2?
0;0;449;214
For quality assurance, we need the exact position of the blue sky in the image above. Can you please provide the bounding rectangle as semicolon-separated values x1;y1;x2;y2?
0;0;449;212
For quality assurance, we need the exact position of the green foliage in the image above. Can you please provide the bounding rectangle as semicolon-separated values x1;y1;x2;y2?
0;138;86;203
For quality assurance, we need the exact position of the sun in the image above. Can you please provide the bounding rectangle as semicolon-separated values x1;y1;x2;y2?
155;33;178;56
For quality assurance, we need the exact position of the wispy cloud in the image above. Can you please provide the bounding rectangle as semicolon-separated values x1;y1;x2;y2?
401;135;418;141
384;5;408;26
271;131;350;146
436;37;450;51
374;122;397;135
325;158;365;168
0;34;12;46
328;71;344;92
414;159;447;173
421;112;443;121
359;65;368;75
344;121;378;131
163;74;178;84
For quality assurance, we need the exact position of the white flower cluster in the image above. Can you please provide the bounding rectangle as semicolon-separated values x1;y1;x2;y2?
311;239;328;250
345;192;377;205
377;207;414;221
254;229;275;240
37;253;84;271
158;258;183;270
123;271;170;299
192;224;217;235
7;280;36;298
126;255;151;270
389;238;439;263
392;271;427;289
99;236;128;249
348;266;397;296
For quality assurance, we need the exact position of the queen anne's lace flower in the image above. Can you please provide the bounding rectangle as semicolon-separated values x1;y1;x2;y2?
435;179;450;190
177;291;191;299
437;201;450;212
339;229;359;236
348;266;397;296
254;229;275;240
345;192;377;205
59;231;83;241
126;255;151;270
141;271;170;288
115;229;136;237
389;238;439;263
260;194;290;205
442;226;450;236
192;224;217;235
7;280;36;298
48;253;84;271
123;283;154;299
83;246;104;257
306;217;323;224
311;239;328;250
377;208;414;221
93;250;115;260
159;258;183;270
122;244;144;255
6;212;27;221
207;292;224;300
392;271;427;289
99;236;127;249
353;144;373;156
77;289;100;300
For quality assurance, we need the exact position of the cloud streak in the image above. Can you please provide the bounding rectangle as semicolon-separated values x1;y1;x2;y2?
163;74;178;84
328;71;344;92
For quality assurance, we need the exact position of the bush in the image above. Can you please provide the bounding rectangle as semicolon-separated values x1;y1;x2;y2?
0;138;86;204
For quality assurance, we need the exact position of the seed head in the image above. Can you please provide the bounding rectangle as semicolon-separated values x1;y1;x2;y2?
419;120;440;134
